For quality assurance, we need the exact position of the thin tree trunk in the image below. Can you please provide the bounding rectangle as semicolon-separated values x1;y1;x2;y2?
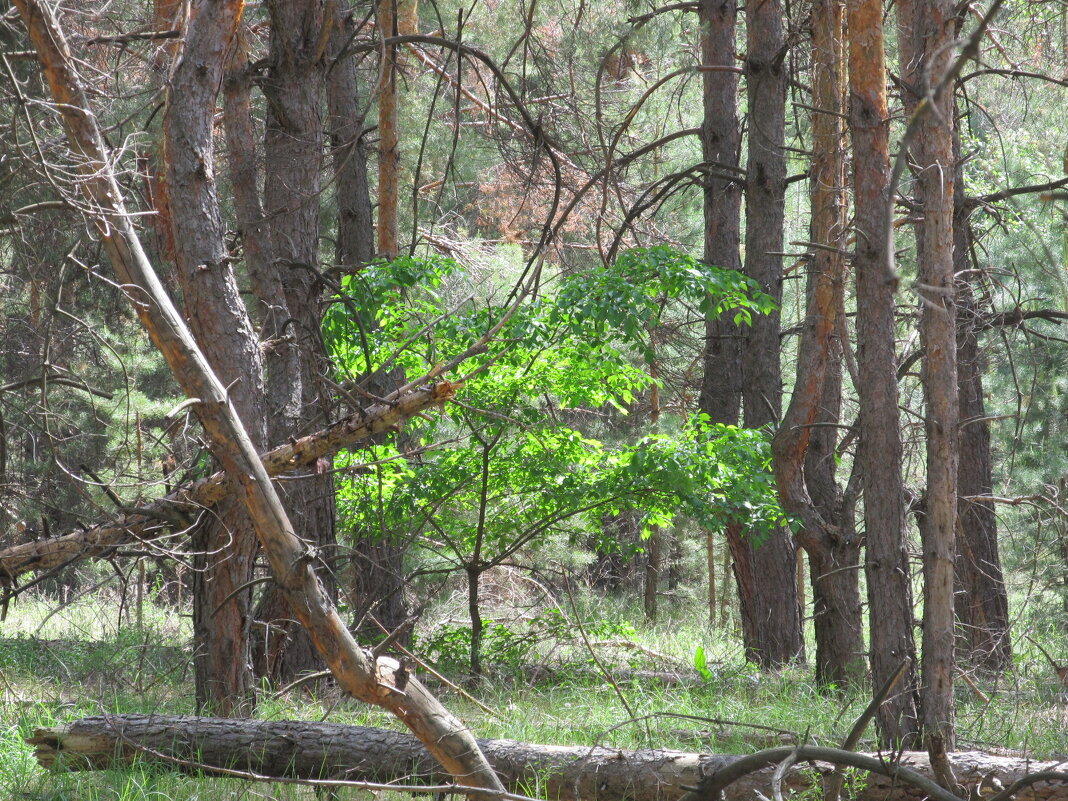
644;527;661;621
906;0;960;778
468;565;483;678
329;0;411;641
847;0;921;748
953;98;1011;673
706;531;716;624
668;531;682;591
12;3;505;792
645;357;662;621
719;530;732;627
378;0;400;257
736;0;803;668
771;0;862;691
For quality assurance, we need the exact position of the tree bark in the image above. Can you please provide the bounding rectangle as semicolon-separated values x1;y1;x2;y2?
697;0;742;425
952;102;1011;673
219;22;303;687
30;715;1068;801
847;0;921;748
11;4;504;792
329;0;411;641
734;0;803;668
697;0;743;637
328;1;375;270
222;20;301;456
162;0;266;716
254;0;338;681
772;0;862;691
901;0;960;774
378;0;401;257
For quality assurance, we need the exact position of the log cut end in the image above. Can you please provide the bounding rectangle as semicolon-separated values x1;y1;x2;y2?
28;727;122;771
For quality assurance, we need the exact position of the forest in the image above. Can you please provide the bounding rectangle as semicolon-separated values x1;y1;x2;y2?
1;0;1068;798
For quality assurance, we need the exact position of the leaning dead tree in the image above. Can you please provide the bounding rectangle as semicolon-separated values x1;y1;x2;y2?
29;714;1068;801
10;0;504;794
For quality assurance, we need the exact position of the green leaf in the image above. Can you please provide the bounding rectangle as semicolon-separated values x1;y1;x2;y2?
694;645;712;680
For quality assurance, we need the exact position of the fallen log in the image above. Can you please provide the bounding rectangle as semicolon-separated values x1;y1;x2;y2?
28;714;1068;801
0;383;452;585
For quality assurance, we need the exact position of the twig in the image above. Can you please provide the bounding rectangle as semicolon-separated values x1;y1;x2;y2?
561;576;637;723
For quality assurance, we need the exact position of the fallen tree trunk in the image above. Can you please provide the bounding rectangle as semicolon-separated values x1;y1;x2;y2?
0;383;450;586
28;715;1068;801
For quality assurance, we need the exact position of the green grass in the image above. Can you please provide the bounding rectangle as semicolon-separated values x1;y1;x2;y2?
3;582;1068;801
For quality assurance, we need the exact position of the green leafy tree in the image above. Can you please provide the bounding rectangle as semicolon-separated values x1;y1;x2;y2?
325;247;784;674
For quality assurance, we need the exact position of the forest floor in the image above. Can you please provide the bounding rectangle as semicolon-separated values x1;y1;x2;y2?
2;580;1068;801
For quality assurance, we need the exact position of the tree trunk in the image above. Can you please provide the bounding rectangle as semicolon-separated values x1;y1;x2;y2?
771;0;861;691
31;715;1068;801
806;281;863;692
808;540;863;689
644;526;661;620
847;0;921;748
219;22;304;688
378;0;401;257
162;0;265;716
222;19;303;460
901;0;959;774
706;531;716;623
696;1;743;637
142;0;180;271
726;521;800;666
12;5;505;791
468;564;484;678
735;0;803;668
668;530;682;591
329;0;412;641
953;105;1011;672
955;278;1009;669
328;1;375;270
255;0;337;681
